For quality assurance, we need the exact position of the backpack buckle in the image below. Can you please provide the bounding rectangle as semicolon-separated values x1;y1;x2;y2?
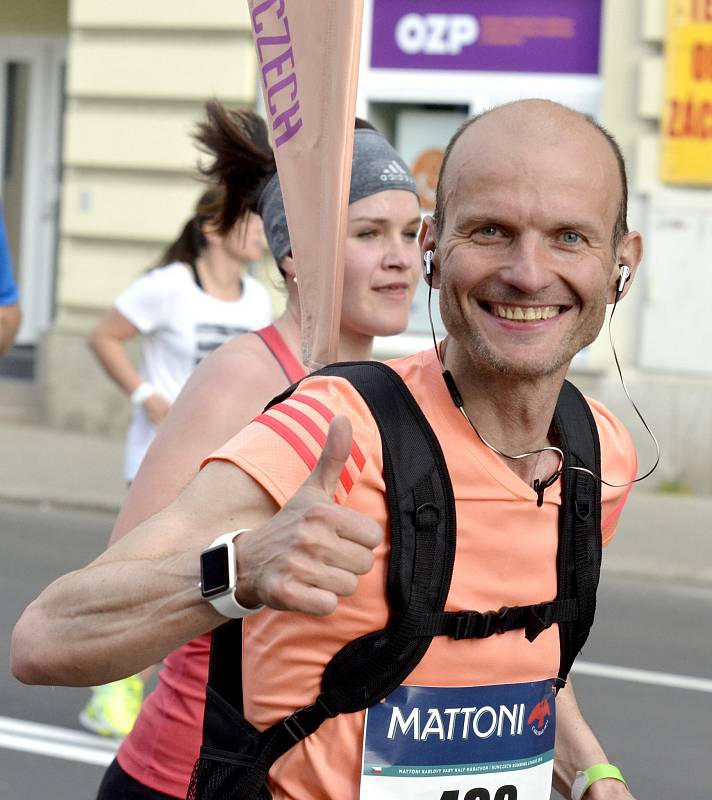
453;608;510;640
492;606;512;635
315;694;337;718
453;611;480;639
282;711;309;742
282;694;339;743
525;603;554;642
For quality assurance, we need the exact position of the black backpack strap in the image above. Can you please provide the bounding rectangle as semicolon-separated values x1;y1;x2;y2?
206;621;245;715
223;361;458;799
553;380;602;684
416;598;579;641
414;380;601;682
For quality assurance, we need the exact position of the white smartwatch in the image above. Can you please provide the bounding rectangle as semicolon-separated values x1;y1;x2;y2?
571;764;627;800
199;530;264;619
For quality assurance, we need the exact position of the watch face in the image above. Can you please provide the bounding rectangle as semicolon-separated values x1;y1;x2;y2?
200;544;230;598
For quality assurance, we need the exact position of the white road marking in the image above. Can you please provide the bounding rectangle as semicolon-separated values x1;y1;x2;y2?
0;715;117;766
573;661;712;693
2;659;711;766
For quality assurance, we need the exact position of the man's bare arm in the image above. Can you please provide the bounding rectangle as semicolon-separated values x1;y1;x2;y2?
11;460;276;686
12;337;291;687
11;417;381;687
554;679;635;799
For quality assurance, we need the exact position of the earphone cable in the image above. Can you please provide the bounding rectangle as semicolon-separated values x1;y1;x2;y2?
427;271;660;489
428;277;565;471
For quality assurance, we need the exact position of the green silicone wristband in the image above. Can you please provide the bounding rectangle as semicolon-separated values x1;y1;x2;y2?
581;764;627;796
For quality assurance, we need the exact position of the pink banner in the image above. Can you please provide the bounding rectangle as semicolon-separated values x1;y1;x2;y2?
248;0;364;369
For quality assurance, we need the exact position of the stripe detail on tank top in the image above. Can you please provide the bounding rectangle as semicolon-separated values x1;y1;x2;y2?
255;415;316;471
254;412;353;500
270;402;354;493
290;393;366;471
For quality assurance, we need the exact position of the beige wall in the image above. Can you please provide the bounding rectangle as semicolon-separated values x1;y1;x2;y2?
58;2;257;314
592;0;712;493
69;0;250;30
45;0;260;433
0;0;68;34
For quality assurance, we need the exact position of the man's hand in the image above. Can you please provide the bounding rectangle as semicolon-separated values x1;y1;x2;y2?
234;415;382;615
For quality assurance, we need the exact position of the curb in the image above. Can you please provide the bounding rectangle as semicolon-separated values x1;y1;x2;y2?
601;558;712;588
0;490;122;516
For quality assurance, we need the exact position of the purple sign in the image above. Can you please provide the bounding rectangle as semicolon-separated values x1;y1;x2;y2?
371;0;601;75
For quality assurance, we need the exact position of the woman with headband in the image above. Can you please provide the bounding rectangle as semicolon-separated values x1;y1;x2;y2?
90;102;422;800
80;183;272;741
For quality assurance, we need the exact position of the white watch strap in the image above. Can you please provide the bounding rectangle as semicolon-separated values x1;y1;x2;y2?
203;529;264;619
130;382;156;406
571;764;627;800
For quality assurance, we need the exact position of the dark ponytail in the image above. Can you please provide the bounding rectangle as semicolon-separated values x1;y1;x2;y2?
153;186;223;269
194;100;275;235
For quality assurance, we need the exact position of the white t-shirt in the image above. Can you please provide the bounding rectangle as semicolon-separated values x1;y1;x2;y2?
115;262;272;481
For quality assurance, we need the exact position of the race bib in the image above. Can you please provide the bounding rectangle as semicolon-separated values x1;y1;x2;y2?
361;680;556;800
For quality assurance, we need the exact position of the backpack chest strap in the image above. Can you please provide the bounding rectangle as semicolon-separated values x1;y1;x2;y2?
415;598;579;642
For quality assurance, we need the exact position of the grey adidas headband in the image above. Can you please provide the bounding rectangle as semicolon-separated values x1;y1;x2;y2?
257;127;418;263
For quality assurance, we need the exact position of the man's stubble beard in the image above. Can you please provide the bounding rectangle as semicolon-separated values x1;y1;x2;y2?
439;288;608;381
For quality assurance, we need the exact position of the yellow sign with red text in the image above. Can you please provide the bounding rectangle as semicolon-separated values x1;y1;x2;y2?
661;0;712;184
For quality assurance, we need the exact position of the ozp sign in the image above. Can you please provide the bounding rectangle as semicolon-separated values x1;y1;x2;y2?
371;0;602;75
395;13;479;56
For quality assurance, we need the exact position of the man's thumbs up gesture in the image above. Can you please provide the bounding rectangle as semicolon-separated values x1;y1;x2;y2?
233;416;383;615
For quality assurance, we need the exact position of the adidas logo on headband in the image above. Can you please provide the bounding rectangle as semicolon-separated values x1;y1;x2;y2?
379;160;412;183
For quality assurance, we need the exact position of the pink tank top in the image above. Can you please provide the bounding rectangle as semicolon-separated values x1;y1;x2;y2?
116;325;305;798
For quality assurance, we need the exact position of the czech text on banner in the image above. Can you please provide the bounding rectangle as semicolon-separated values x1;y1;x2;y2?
247;0;364;369
661;0;712;185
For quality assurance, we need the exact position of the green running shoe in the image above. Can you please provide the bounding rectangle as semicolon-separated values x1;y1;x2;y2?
78;675;144;738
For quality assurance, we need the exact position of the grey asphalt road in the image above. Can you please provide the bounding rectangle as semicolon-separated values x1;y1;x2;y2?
1;502;710;800
1;503;114;800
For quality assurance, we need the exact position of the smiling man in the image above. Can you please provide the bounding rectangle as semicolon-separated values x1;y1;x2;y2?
13;100;642;800
432;101;633;381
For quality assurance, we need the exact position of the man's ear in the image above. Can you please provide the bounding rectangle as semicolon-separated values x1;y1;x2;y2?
609;231;643;304
419;215;441;289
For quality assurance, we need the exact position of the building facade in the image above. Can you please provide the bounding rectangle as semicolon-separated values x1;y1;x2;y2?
1;0;711;491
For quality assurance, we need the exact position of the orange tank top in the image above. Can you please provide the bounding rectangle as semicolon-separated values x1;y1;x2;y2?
203;348;637;800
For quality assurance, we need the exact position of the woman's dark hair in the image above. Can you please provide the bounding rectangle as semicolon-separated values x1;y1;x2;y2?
194;102;378;237
154;102;274;270
191;104;380;279
354;117;376;131
194;100;275;235
154;186;223;268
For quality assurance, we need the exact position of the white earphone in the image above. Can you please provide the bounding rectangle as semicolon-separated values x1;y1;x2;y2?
423;250;434;285
617;264;631;294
